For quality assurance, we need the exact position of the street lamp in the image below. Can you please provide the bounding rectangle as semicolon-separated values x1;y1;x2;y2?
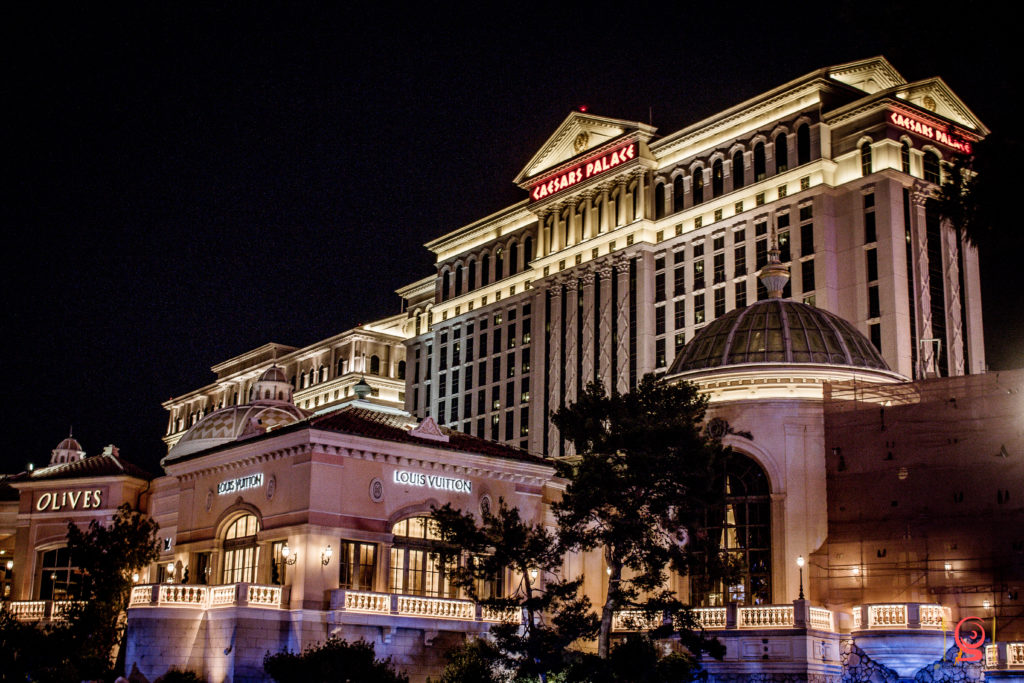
321;545;333;566
797;555;805;600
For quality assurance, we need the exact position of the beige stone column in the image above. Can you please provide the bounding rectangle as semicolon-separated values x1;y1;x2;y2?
597;263;614;390
546;282;563;457
580;270;596;389
911;189;934;376
564;277;579;404
615;257;631;394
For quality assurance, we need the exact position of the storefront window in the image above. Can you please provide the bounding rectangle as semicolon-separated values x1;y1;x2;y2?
222;514;260;584
38;547;82;600
339;541;377;590
389;516;458;598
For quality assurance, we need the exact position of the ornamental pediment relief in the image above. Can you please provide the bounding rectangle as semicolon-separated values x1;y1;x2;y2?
514;111;656;187
893;79;985;132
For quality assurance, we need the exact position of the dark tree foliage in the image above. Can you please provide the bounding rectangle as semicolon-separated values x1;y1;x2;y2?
156;668;207;682
933;132;1022;249
63;502;161;678
432;637;503;683
431;499;598;680
263;637;408;683
551;375;735;659
564;633;708;683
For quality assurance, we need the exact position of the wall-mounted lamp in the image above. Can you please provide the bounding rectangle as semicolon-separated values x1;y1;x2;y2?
131;572;140;584
983;599;992;610
529;568;539;580
280;542;298;566
6;560;14;571
321;545;333;566
606;566;612;576
797;555;805;600
944;562;953;571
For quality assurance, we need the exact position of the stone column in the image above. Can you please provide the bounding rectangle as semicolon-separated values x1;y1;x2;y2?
597;263;614;390
580;271;596;388
546;283;563;457
615;257;631;394
911;189;934;377
564;277;579;404
942;219;964;375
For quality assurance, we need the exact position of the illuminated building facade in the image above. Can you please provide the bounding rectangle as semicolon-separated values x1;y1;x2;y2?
1;57;1021;682
401;56;987;459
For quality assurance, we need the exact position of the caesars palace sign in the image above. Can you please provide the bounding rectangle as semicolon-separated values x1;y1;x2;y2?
530;141;637;201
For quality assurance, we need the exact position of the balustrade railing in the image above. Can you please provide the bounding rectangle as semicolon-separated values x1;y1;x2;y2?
867;604;908;627
128;583;284;610
809;607;834;631
853;603;949;631
983;642;1024;670
4;599;83;621
1010;643;1024;666
694;607;727;629
332;589;521;625
739;605;794;628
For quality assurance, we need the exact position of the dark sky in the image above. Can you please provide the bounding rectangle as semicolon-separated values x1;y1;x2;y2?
4;4;1021;474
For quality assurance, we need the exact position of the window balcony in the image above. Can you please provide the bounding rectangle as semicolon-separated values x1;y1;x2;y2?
127;582;288;610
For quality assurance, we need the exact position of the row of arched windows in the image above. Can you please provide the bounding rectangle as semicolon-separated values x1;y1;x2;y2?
439;234;535;302
654;123;814;220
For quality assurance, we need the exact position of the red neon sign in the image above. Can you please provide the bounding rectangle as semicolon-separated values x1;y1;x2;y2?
889;111;972;154
953;616;985;662
530;141;637;201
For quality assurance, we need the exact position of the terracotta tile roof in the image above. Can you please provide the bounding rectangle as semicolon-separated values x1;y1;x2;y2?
7;454;155;483
311;406;547;465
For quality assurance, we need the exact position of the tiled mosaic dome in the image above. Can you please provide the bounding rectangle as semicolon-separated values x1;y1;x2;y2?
668;299;889;374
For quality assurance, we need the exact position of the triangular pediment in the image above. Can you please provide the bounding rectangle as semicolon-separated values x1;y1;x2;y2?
891;78;987;132
409;416;449;443
514;112;656;186
829;56;906;94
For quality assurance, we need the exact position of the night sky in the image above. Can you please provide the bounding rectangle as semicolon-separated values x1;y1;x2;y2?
5;4;1022;475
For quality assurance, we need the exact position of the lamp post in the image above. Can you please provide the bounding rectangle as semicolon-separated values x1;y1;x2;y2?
797;555;805;600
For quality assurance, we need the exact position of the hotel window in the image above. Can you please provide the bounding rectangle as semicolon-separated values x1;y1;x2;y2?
390;517;457;598
493;329;502;354
508;323;516;348
797;124;810;166
491;414;499;440
712;159;724;197
477;390;485;415
734;234;747;276
505;409;514;441
521;377;530;404
270;541;287;586
655;272;665;302
924;151;940;184
674;263;686;296
466;337;474;362
870;323;882;351
675;332;686;356
673;175;685;212
864;192;876;243
655;182;666;219
481;253;491;286
656;306;666;335
753;142;766;181
463;394;472;418
507;353;516;378
777;230;790;263
694;294;706;325
693;168;704;205
868;284;881;319
674;302;686;330
713;252;725;284
521;348;530;373
735;281;747;308
693;260;705;290
656;338;666;368
801;258;815;293
860;142;872;176
732;150;745;190
867;247;879;282
901;141;911;174
38;547;82;600
222;514;260;584
450;398;459;423
800;212;814;256
478;360;486;387
714;287;726;317
693;452;772;606
775;133;788;173
755;238;767;270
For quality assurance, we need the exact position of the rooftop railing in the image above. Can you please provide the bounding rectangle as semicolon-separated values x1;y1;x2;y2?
613;600;834;632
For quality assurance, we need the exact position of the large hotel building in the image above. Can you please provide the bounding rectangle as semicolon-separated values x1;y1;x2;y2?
2;57;1021;683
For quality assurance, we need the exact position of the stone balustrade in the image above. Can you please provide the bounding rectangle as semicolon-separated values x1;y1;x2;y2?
984;642;1024;671
4;599;82;621
851;602;951;631
613;600;834;633
331;589;521;625
128;583;286;610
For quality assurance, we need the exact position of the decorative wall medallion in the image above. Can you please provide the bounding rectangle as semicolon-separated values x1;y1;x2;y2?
205;489;213;512
573;131;589;154
480;494;492;516
922;95;936;111
266;475;277;500
370;477;384;503
708;417;728;439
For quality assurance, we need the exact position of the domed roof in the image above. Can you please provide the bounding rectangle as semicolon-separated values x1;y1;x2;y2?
668;299;889;375
55;436;83;452
258;365;288;383
164;402;310;462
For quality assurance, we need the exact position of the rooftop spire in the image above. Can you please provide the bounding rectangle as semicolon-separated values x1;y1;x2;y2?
758;226;790;298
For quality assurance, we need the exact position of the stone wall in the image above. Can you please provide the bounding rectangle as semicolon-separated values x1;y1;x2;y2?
839;640;984;683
